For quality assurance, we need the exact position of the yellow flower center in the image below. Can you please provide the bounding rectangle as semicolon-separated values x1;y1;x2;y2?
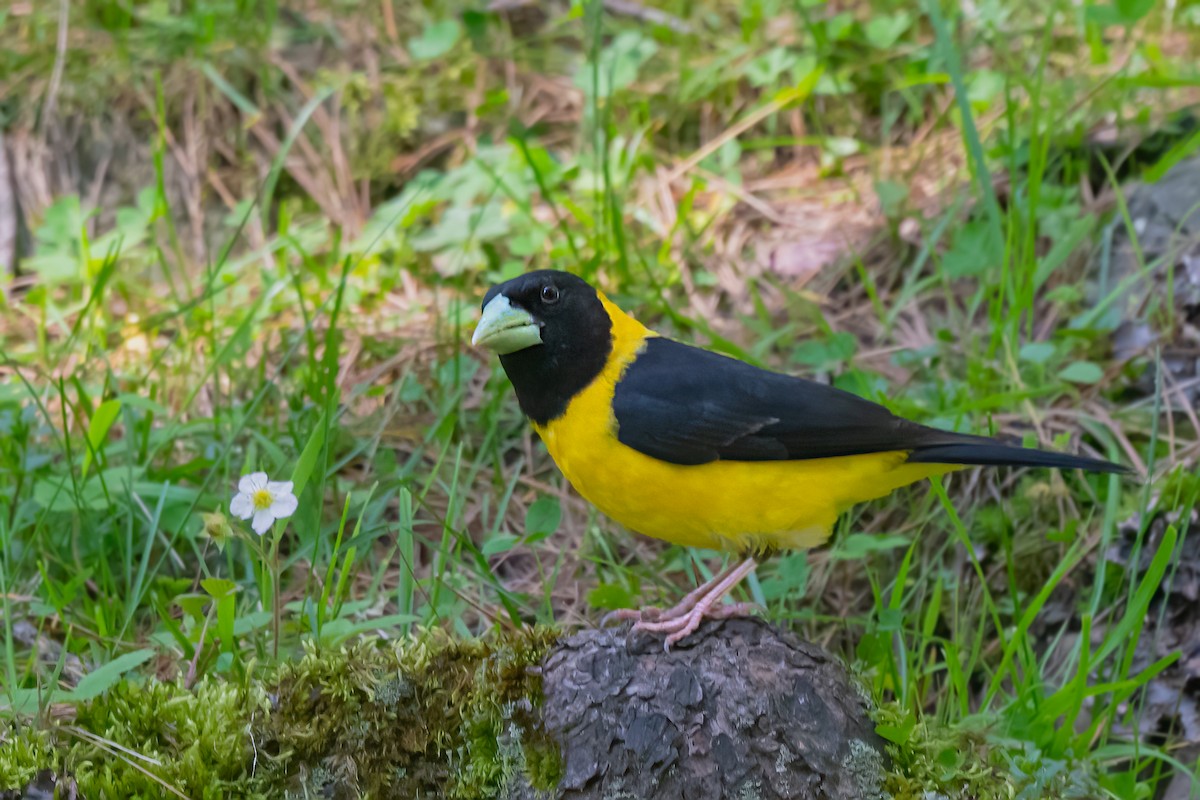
252;488;274;510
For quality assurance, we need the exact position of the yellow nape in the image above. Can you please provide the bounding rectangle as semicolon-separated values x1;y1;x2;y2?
533;292;956;554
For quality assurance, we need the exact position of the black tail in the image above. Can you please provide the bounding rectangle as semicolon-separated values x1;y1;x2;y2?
906;441;1129;474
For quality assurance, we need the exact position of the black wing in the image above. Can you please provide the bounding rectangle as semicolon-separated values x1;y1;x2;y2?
611;338;1126;473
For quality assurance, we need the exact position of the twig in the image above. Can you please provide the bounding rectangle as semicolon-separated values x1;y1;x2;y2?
380;0;399;42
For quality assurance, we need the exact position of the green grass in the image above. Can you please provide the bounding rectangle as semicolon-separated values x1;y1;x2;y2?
3;0;1200;796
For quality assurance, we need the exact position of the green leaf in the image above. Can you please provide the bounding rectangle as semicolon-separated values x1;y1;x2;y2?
745;47;797;88
793;332;857;370
942;219;1002;278
874;179;909;217
863;11;912;49
201;578;238;599
68;649;155;701
1018;342;1057;365
1085;3;1121;24
875;711;917;744
318;614;422;646
758;552;810;602
1093;525;1177;665
482;533;520;557
202;578;240;654
2;689;55;715
573;30;658;98
175;593;209;621
1086;0;1153;25
34;467;157;512
524;496;562;541
587;582;635;610
1115;0;1155;22
291;412;327;497
408;19;461;61
233;610;273;637
966;69;1005;108
772;65;823;107
936;747;960;769
1058;361;1104;384
831;533;911;560
200;61;261;119
81;398;121;479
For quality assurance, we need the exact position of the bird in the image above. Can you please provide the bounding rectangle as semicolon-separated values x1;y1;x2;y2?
471;269;1128;649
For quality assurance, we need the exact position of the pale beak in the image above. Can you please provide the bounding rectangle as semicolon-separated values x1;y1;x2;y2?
471;294;542;354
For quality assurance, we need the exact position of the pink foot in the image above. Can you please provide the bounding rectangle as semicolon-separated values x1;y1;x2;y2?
599;560;747;629
619;558;761;651
633;600;759;651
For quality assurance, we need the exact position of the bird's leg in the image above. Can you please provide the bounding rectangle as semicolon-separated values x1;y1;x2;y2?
601;559;744;626
632;557;759;650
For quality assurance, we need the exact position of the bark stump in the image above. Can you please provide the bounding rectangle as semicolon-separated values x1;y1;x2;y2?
512;616;888;800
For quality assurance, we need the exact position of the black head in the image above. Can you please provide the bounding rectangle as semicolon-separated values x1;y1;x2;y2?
473;270;612;425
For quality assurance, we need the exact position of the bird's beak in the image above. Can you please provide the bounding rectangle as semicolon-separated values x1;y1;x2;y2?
471;294;542;354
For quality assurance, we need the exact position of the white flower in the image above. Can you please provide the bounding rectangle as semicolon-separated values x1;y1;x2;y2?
230;472;298;535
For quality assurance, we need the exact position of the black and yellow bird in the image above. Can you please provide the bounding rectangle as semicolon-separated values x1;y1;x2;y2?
472;269;1127;649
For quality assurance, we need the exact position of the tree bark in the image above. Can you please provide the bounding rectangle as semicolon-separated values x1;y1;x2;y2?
512;617;888;800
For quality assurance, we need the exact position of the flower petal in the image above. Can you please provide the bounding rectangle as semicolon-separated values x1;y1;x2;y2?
230;492;254;519
266;480;294;496
269;492;298;519
238;472;268;494
251;509;275;535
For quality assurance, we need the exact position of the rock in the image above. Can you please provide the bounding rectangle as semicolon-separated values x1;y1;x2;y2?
508;617;887;800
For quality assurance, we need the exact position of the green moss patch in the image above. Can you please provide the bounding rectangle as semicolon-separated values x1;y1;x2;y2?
260;626;560;798
876;703;1104;800
1;626;560;799
2;678;265;799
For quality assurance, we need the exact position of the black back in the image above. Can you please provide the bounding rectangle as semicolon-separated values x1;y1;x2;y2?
611;337;1126;473
611;338;950;465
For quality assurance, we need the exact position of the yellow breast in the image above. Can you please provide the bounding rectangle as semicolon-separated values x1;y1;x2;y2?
534;295;953;554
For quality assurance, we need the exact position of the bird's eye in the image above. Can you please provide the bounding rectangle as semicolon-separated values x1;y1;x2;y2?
540;285;560;304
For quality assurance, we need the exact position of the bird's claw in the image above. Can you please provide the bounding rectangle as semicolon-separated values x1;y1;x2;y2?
630;601;761;651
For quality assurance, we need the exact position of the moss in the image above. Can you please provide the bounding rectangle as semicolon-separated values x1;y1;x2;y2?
877;704;1011;800
0;677;267;799
256;625;561;799
1;626;560;798
521;722;565;791
877;702;1102;800
0;727;58;790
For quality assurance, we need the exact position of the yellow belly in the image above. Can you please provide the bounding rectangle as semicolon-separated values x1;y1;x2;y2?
538;400;950;553
533;296;955;553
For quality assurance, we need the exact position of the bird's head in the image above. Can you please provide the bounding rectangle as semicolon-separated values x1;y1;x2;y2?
472;269;612;424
